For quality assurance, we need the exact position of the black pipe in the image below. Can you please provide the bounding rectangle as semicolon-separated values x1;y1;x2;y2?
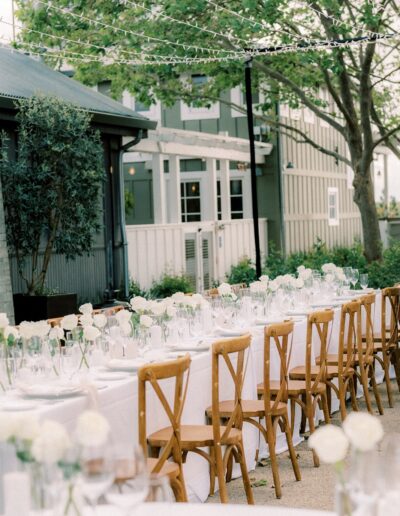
244;58;262;278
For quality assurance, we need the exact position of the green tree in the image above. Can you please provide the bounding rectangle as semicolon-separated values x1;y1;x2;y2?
15;0;400;261
0;95;104;295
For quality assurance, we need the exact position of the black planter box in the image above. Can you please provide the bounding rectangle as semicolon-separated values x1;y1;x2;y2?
13;293;78;324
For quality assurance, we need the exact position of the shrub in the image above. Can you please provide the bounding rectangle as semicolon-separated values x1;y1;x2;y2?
367;241;400;288
128;279;146;298
226;257;257;286
149;273;192;299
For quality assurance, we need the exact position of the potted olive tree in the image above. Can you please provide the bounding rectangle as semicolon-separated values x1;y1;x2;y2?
0;95;104;323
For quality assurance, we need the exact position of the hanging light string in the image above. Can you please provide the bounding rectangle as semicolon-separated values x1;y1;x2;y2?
117;0;250;46
34;0;244;55
3;30;398;67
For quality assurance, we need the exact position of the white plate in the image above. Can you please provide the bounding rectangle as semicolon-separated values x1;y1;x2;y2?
167;344;210;352
215;327;249;337
106;358;149;372
17;384;84;399
94;372;129;381
0;400;38;411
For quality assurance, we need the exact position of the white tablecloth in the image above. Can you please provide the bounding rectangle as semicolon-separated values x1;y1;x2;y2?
0;292;385;506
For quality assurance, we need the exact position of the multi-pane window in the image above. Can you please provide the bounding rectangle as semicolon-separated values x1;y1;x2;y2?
217;179;244;220
181;182;201;222
327;187;339;226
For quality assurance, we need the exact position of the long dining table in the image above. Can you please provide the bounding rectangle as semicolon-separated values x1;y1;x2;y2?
0;291;385;505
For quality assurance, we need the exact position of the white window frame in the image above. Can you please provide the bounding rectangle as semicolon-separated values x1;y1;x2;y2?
122;91;161;122
328;187;339;226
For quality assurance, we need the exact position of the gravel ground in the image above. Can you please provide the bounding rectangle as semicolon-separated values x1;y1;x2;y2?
207;380;400;510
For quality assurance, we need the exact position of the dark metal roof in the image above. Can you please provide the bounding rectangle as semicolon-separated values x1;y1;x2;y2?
0;47;157;131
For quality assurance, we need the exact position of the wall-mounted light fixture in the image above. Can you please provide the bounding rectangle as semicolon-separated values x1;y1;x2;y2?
128;166;136;176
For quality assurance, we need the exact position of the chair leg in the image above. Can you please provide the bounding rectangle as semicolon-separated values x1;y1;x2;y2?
209;447;216;496
266;416;282;498
326;385;332;415
236;439;254;505
306;394;319;468
214;444;229;503
290;397;296;437
282;412;301;481
370;364;384;415
349;376;358;412
321;391;331;424
170;476;188;502
225;448;234;483
391;348;400;392
382;354;394;408
300;393;307;434
359;366;373;414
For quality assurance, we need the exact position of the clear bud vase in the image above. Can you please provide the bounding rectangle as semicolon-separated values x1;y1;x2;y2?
57;481;84;516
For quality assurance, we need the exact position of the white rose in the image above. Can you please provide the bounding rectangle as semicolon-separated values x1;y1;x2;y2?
18;321;34;340
14;414;41;442
140;315;153;328
93;313;107;329
83;325;100;341
300;268;312;280
322;263;335;274
217;283;232;296
259;274;269;282
61;314;79;331
325;273;334;284
297;265;305;273
294;278;304;289
120;322;132;337
342;412;384;452
171;292;186;303
79;313;94;327
36;321;51;338
0;413;19;441
337;272;346;282
75;410;110;447
115;309;132;326
49;326;64;341
31;420;71;464
79;303;93;315
4;326;19;342
130;296;148;312
0;313;9;329
269;280;279;292
150;301;166;316
309;424;349;464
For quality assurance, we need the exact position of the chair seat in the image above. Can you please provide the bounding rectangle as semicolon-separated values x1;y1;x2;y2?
148;424;242;449
289;365;354;380
316;354;358;365
146;458;180;480
258;379;326;396
206;399;287;418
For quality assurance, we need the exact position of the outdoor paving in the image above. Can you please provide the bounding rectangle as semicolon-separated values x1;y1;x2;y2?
207;380;400;510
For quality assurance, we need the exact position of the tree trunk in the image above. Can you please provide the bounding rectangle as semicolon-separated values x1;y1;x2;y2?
353;167;382;262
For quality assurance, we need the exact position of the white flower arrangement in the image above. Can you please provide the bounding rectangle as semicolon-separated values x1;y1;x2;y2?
297;265;306;273
120;322;132;337
115;309;132;326
268;279;280;292
259;274;269;282
31;420;71;464
148;300;166;316
130;296;149;313
83;325;101;342
79;313;94;327
342;412;384;452
61;314;79;332
0;313;9;329
309;424;349;464
75;410;110;448
140;314;153;328
294;278;304;289
79;303;93;315
13;413;41;442
171;292;186;304
321;263;337;274
217;283;232;296
166;305;177;318
93;313;107;329
299;268;312;281
48;326;64;341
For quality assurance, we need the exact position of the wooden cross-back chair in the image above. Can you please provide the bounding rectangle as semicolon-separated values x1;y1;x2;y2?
204;283;247;298
367;286;400;407
148;334;254;504
289;309;334;467
138;355;191;502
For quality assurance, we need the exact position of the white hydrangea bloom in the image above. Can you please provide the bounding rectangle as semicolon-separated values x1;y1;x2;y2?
61;314;79;331
79;303;93;315
309;425;349;464
31;420;71;464
343;412;384;452
75;410;110;447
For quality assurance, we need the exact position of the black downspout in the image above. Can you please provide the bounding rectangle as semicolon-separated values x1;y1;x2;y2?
275;102;286;255
118;130;143;300
245;58;262;278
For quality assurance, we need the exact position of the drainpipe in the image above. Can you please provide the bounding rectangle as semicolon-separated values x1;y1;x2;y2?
275;102;286;255
118;130;143;300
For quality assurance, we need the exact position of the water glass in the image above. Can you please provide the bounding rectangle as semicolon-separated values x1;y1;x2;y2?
80;445;114;514
106;444;148;516
360;273;368;290
350;268;359;289
146;474;174;502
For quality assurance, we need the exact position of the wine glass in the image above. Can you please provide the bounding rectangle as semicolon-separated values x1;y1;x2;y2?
146;474;174;503
80;445;114;515
360;273;369;290
106;444;148;516
350;268;359;290
60;343;80;379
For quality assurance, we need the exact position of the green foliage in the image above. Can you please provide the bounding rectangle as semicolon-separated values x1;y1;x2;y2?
226;257;257;286
0;95;104;295
376;196;400;219
367;242;400;289
124;189;135;217
149;274;192;299
128;278;146;298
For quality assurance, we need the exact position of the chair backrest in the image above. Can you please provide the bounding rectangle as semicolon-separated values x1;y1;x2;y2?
359;293;376;361
337;300;361;375
305;309;334;391
263;320;294;415
138;354;191;473
382;287;400;349
211;334;251;443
